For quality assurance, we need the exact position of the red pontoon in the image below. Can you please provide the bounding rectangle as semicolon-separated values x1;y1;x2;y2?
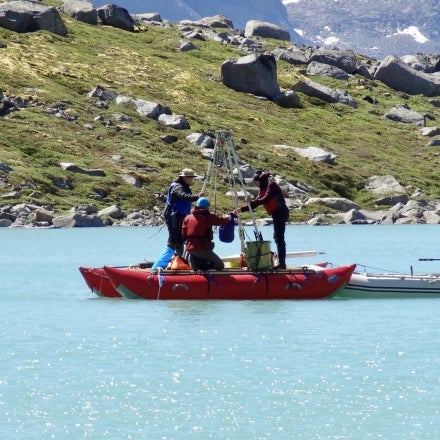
80;263;356;300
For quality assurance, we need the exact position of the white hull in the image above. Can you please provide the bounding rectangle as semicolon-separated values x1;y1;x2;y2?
338;272;440;298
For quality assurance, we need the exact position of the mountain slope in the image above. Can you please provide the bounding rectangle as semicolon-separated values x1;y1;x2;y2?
1;2;440;222
285;0;440;59
93;0;292;31
93;0;440;59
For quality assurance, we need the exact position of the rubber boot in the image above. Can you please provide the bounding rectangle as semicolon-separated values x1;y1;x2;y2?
275;239;286;269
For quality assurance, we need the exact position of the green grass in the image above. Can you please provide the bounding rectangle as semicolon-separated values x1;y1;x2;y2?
1;2;439;221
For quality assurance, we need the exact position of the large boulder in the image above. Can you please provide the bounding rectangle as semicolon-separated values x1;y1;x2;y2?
197;15;233;29
221;53;280;99
292;80;357;108
0;1;67;36
157;114;190;129
244;19;290;41
384;104;425;126
88;85;117;101
306;61;351;80
52;213;105;227
272;46;307;65
306;48;357;74
374;55;440;96
400;54;440;73
97;4;135;32
60;0;97;25
365;175;405;195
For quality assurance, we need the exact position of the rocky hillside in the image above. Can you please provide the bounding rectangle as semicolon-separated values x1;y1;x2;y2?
92;0;295;36
91;0;440;59
1;0;440;228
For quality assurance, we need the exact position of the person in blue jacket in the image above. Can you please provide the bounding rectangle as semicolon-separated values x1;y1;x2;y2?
164;168;203;256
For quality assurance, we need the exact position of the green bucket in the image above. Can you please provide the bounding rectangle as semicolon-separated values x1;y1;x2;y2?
245;241;272;271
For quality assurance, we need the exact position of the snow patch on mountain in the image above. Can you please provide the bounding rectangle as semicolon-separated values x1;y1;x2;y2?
392;26;428;44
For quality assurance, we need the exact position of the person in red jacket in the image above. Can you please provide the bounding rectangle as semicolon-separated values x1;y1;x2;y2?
234;170;290;269
182;197;231;271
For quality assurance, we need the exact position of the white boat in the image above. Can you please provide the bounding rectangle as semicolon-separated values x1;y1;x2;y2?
337;270;440;298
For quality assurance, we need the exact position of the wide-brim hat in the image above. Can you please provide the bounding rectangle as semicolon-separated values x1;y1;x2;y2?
178;168;197;177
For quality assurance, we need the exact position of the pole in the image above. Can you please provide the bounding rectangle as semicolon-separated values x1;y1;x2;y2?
220;130;262;241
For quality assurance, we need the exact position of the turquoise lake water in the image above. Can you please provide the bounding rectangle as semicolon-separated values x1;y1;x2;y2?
1;224;440;439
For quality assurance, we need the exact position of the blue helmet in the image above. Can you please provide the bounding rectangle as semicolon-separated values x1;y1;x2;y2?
196;197;210;208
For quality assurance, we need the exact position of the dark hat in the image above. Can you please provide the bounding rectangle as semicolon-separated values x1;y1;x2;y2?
253;170;269;182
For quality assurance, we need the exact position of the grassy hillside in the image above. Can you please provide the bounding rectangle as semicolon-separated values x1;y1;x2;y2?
1;1;439;222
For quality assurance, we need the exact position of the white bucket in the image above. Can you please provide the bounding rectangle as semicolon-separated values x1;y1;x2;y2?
245;241;272;271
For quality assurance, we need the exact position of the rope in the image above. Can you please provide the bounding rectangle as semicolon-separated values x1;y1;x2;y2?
146;222;166;239
352;262;404;274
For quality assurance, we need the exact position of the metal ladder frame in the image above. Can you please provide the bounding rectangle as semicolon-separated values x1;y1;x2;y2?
202;130;263;255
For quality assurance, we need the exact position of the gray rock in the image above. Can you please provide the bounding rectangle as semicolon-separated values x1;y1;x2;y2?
0;162;13;172
366;175;405;195
400;54;440;73
221;53;280;99
75;204;98;214
157;114;190;129
273;90;301;108
132;98;172;119
120;174;141;187
186;133;215;148
135;12;162;23
115;95;134;105
384;104;425;126
1;191;20;199
423;211;440;224
306;48;358;74
271;46;307;65
244;20;290;41
356;60;375;79
305;197;360;211
0;1;67;36
59;162;105;176
291;146;336;164
97;4;135;32
35;207;55;223
394;216;419;225
198;15;233;29
97;204;124;219
420;126;440;137
374;55;440;96
292;80;357;108
88;85;117;101
0;218;13;227
374;194;409;206
60;0;97;25
53;178;73;190
342;209;369;224
159;134;178;144
179;40;198;52
359;209;389;223
427;138;440;147
306;61;351;80
52;213;105;227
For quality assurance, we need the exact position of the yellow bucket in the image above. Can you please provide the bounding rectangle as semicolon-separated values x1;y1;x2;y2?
245;241;272;271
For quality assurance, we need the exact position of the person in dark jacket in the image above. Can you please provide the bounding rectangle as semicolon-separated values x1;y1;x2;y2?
164;168;203;256
182;197;231;271
234;170;290;269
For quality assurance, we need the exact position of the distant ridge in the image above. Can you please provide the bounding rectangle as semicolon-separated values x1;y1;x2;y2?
91;0;304;43
91;0;440;59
